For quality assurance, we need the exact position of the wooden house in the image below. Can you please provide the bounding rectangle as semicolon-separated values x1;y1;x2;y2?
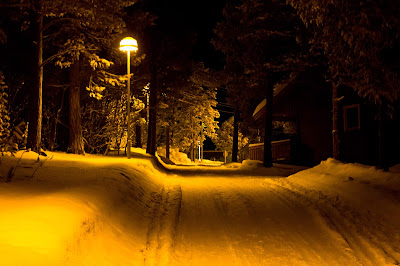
250;71;400;167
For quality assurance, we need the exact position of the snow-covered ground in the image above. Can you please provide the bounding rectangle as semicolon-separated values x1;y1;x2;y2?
0;150;399;265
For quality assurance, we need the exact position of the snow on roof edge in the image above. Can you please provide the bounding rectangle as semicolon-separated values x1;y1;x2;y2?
252;98;266;117
252;74;299;118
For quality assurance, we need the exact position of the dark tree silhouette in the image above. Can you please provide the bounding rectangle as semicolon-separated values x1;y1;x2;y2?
288;0;400;169
213;0;307;167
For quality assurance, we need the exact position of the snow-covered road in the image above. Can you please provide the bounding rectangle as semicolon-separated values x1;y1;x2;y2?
146;177;360;265
1;152;399;265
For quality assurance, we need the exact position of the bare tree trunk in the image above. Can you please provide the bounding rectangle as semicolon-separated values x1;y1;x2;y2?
114;98;121;155
263;78;273;168
135;107;145;148
135;123;142;148
146;64;157;155
166;126;170;159
67;60;85;154
171;105;175;148
378;99;388;171
190;115;195;161
27;12;43;153
49;88;65;151
332;81;340;160
232;106;239;162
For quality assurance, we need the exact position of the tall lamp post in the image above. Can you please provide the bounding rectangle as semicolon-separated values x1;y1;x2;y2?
120;37;138;159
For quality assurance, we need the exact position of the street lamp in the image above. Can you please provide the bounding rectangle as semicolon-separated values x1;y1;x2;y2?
120;37;138;159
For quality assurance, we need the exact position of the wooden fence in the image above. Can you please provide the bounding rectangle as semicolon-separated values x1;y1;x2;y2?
249;139;291;163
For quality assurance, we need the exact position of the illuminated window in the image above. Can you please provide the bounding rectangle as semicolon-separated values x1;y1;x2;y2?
343;104;360;132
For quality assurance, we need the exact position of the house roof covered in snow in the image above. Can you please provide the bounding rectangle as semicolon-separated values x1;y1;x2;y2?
252;74;298;120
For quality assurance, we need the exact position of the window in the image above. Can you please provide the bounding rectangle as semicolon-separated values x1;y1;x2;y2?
343;104;360;132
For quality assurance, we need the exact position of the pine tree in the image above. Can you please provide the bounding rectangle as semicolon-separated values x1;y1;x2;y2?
47;0;137;154
287;0;400;103
140;2;197;156
0;72;12;154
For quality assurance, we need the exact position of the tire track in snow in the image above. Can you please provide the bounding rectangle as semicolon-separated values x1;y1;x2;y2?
170;179;361;265
209;187;249;265
268;179;400;265
170;183;248;265
266;181;370;264
231;184;354;265
144;184;182;266
259;183;361;265
211;185;292;266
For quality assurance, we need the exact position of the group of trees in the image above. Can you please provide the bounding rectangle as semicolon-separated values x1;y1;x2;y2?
1;0;140;155
212;0;309;166
0;0;222;159
289;0;400;168
212;0;399;168
1;0;399;167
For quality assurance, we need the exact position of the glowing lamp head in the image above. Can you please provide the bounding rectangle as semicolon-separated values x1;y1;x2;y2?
119;37;138;52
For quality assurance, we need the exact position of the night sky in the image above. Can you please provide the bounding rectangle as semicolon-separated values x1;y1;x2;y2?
135;0;227;69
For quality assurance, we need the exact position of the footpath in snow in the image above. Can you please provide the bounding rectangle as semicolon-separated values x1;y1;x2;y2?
0;150;399;265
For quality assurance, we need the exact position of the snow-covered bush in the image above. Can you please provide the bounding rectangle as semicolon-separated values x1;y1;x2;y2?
240;159;263;170
157;147;192;164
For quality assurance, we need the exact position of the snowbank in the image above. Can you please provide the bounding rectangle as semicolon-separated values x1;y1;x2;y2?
273;158;400;265
283;158;400;217
287;158;400;195
285;158;400;225
0;151;166;265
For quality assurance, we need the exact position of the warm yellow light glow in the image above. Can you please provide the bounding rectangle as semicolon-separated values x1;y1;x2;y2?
0;195;91;264
119;37;138;52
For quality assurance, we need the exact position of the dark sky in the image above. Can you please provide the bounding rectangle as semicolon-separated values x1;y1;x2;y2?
138;0;227;69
